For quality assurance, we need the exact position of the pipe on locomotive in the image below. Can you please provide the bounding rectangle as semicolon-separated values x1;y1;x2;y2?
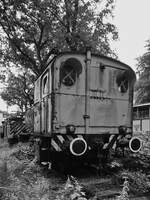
84;47;91;135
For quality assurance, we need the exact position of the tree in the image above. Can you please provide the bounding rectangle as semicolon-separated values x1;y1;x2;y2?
135;39;150;104
1;70;34;113
0;0;118;76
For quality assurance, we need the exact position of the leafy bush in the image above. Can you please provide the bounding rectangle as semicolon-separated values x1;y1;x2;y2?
116;178;129;200
0;142;51;200
56;176;88;200
113;170;150;195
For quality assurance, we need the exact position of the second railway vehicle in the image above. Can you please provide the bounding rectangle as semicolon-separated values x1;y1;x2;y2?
33;49;141;171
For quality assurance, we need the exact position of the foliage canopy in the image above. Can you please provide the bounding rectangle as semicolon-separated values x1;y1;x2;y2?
1;70;34;112
135;39;150;104
0;0;118;76
0;0;118;111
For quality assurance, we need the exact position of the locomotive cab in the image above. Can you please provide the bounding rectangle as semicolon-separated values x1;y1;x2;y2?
34;50;137;168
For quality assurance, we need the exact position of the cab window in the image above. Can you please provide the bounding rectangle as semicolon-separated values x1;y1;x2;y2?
60;58;82;87
42;74;48;95
116;71;128;93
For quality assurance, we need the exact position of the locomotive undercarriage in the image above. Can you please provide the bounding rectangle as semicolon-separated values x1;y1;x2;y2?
34;133;132;173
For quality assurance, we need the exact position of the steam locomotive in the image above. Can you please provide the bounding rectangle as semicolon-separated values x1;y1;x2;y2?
33;49;141;171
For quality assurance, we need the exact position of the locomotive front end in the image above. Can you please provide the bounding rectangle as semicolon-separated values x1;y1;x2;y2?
34;50;139;170
51;50;137;159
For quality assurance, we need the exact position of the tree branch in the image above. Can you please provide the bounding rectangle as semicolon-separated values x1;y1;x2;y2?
72;0;79;32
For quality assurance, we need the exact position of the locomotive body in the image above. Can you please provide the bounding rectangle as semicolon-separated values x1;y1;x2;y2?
34;50;136;168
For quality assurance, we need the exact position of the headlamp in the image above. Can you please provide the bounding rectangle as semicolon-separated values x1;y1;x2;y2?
70;138;87;156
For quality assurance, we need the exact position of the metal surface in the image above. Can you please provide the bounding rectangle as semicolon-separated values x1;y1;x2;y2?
33;51;136;159
53;53;135;135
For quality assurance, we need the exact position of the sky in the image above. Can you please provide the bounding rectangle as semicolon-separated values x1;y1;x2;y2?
112;0;150;71
0;0;150;112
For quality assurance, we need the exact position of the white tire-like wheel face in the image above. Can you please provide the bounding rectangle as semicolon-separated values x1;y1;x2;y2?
70;138;87;156
129;137;142;153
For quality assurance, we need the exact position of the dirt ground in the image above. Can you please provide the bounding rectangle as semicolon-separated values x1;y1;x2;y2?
0;139;149;200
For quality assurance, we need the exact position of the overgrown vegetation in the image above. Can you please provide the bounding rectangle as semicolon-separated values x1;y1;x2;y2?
0;140;150;199
0;142;52;200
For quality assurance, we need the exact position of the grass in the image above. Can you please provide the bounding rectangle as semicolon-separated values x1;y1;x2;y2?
0;140;149;200
0;141;58;200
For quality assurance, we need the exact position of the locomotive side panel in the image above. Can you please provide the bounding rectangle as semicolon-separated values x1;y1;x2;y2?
34;67;52;135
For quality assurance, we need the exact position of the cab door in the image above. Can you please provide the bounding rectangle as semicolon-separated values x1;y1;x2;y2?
55;56;85;134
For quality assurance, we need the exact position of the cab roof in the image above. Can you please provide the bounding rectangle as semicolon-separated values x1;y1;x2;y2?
36;51;136;80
